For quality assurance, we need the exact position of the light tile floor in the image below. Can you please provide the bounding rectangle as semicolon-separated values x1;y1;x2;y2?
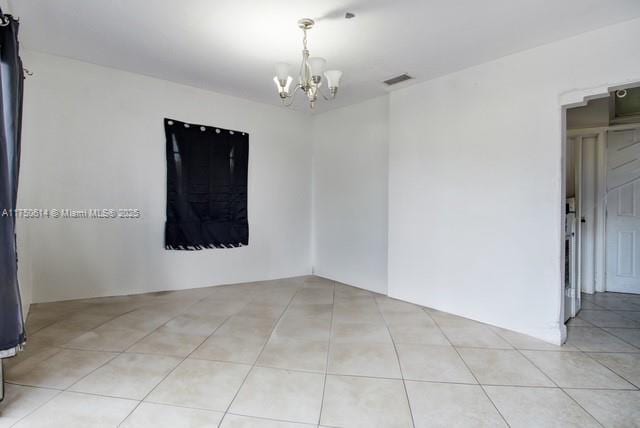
2;278;640;427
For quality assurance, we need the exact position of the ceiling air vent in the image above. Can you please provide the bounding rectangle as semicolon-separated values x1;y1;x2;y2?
383;73;413;86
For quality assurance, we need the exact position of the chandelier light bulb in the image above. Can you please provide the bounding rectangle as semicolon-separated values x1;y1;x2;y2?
308;57;327;77
324;70;343;88
274;62;291;83
273;76;292;97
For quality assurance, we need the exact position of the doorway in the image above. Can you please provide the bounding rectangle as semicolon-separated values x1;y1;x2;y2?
563;85;640;325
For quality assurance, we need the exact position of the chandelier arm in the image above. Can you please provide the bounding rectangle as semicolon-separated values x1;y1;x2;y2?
317;84;332;101
282;85;302;107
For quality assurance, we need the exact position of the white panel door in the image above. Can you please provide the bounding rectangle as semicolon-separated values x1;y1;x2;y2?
606;128;640;294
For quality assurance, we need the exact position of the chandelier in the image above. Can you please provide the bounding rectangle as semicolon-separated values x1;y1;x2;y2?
273;18;342;109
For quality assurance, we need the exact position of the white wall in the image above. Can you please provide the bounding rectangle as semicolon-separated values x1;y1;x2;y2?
388;18;640;344
311;97;389;294
20;51;312;303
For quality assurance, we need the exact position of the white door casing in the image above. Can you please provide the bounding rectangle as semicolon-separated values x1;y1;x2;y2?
565;198;579;321
606;128;640;294
564;130;607;320
579;135;598;295
564;135;584;321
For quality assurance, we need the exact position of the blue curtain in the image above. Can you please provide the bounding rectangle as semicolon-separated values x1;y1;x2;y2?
0;13;25;358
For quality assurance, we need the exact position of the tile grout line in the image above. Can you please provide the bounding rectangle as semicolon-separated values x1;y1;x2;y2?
225;411;318;426
425;308;512;428
504;332;607;427
583;354;640;389
591;326;640;350
217;284;304;427
5;385;65;428
316;280;336;426
35;297;168;343
570;323;640;333
54;306;176;354
6;297;182;427
490;330;566;389
25;301;121;335
373;297;416;428
113;290;258;427
566;323;640;367
571;346;640;390
20;301;153;363
145;288;284;427
577;321;640;330
509;303;638;427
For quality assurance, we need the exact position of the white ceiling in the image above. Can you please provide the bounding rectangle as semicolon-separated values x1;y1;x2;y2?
7;0;640;113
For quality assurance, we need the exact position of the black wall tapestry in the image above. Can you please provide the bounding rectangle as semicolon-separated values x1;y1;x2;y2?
164;118;249;250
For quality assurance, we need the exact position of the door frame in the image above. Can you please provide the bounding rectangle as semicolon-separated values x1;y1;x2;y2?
566;129;607;295
559;79;640;344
